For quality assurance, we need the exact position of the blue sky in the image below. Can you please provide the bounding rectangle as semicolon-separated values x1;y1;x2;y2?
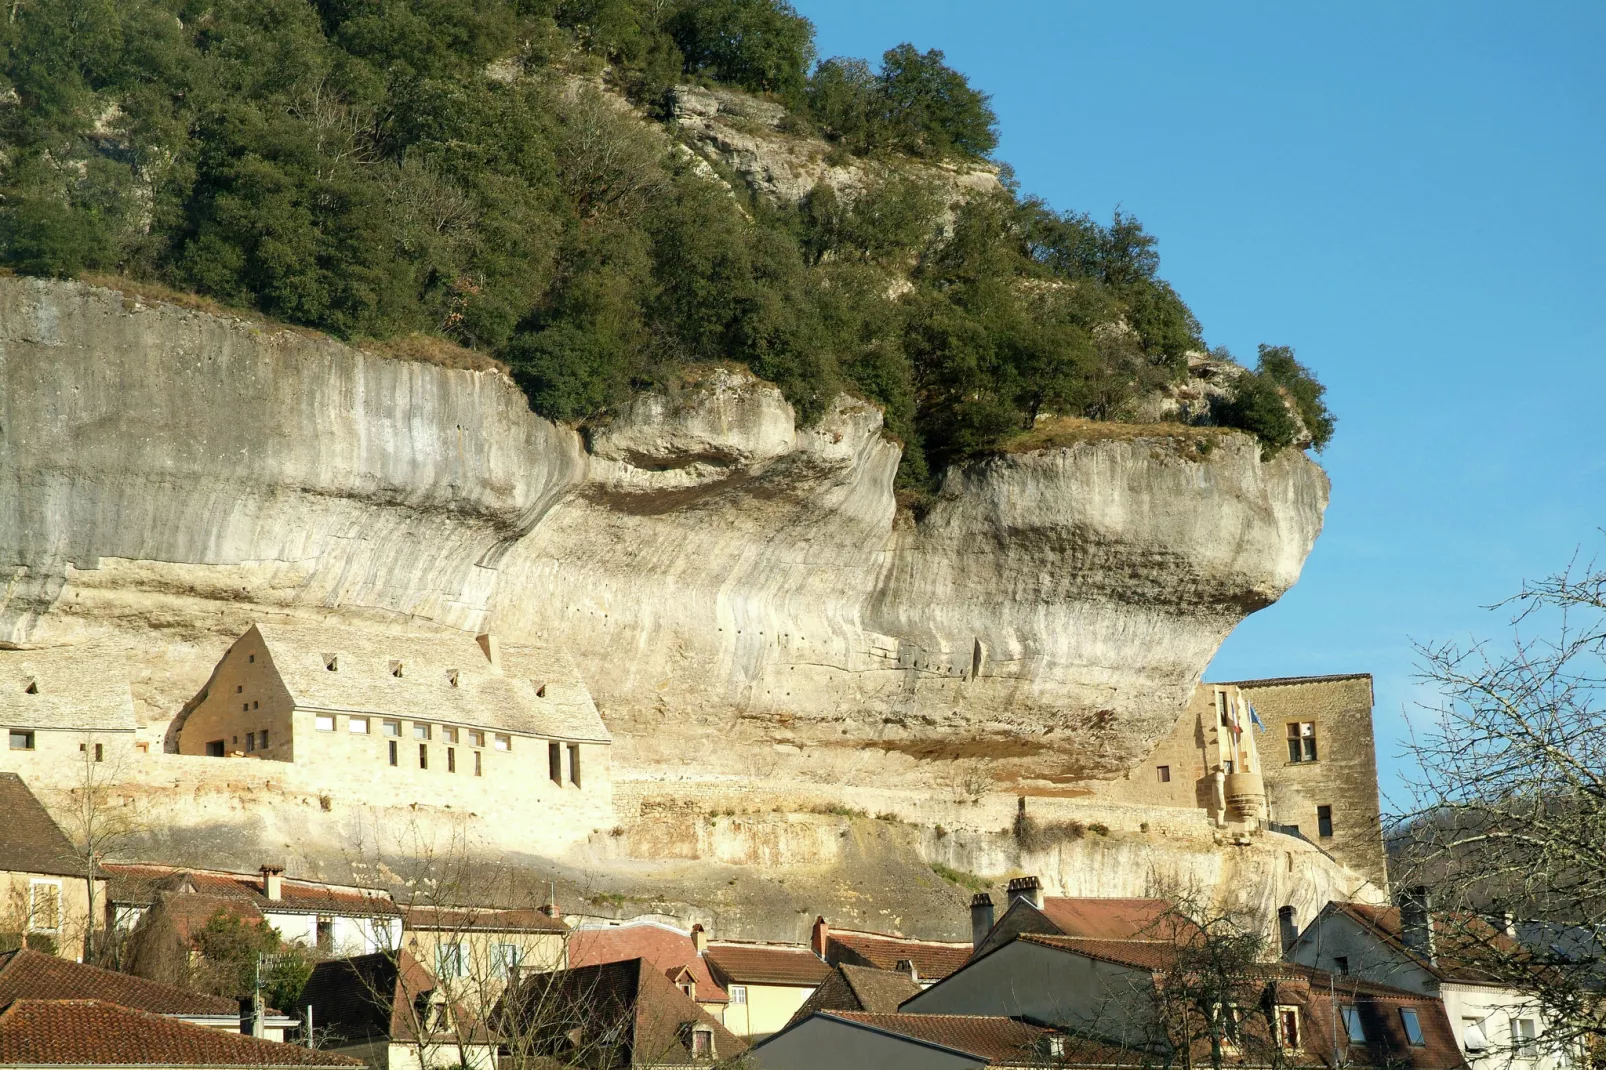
793;1;1606;803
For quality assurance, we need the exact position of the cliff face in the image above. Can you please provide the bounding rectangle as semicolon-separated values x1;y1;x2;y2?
0;276;1327;793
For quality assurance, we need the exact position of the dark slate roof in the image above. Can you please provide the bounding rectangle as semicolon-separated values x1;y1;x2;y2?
703;943;830;987
785;964;922;1029
0;999;360;1066
500;958;746;1067
0;948;238;1017
821;1012;1054;1064
300;951;482;1046
0;774;81;878
1333;902;1532;985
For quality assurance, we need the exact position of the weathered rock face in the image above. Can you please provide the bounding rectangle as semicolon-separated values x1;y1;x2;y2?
0;276;1327;796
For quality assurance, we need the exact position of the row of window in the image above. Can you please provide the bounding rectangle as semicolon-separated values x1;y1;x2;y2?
204;730;269;757
1219;1004;1425;1051
313;713;512;751
8;731;107;762
434;941;526;980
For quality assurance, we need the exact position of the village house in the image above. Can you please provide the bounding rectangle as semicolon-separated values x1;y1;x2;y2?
401;904;568;1011
701;941;831;1041
0;999;360;1070
750;1011;1068;1070
967;882;1184;959
809;917;972;988
0;946;296;1041
0;775;100;962
298;950;497;1070
1286;892;1571;1070
108;862;402;979
569;921;731;1024
0;649;140;776
783;963;922;1028
496;957;746;1068
171;623;612;826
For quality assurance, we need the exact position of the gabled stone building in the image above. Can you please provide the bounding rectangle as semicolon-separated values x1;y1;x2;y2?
172;623;612;824
0;647;138;774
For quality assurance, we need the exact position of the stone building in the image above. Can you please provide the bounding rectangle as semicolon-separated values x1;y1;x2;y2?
171;623;612;822
0;774;100;961
0;647;138;775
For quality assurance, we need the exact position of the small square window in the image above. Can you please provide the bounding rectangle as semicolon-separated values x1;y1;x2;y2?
729;985;747;1005
349;717;369;734
315;715;335;732
1157;764;1171;783
468;729;485;748
9;729;35;751
242;702;249;712
252;700;258;710
389;660;404;678
206;740;225;757
442;726;458;744
1286;722;1318;762
1401;1008;1426;1047
494;733;510;752
27;880;62;932
413;723;431;740
383;720;401;737
1334;955;1349;975
248;653;254;663
323;654;339;672
236;685;243;694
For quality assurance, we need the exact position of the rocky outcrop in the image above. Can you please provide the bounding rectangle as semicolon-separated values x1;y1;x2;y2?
0;276;1327;794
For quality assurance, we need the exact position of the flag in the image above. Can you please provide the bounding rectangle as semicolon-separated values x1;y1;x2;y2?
1249;704;1265;731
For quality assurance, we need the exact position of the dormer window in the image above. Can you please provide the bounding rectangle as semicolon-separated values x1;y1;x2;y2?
23;679;37;695
690;1026;713;1059
447;669;459;687
390;660;404;678
323;654;339;672
536;683;547;698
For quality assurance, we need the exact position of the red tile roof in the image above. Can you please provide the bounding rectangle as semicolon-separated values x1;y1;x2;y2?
104;864;400;917
826;930;973;981
0;948;239;1018
402;905;567;934
1035;897;1191;941
569;924;728;1003
704;943;830;987
824;1012;1054;1064
0;999;360;1066
0;774;82;879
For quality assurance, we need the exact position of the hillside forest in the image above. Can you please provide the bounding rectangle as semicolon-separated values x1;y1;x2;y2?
0;0;1335;484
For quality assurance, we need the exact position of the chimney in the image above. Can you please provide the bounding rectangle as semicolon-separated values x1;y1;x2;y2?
691;923;708;954
1006;876;1044;911
970;893;995;950
811;916;829;960
540;881;561;922
1400;886;1436;965
1277;905;1299;955
896;958;919;985
1501;911;1518;940
260;864;284;901
476;633;502;674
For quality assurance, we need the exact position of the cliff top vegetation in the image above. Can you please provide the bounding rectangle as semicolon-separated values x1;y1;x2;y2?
0;0;1333;483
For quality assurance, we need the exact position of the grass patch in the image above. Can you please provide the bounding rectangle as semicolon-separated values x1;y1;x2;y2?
358;331;508;374
1001;416;1238;456
809;803;869;819
930;862;989;893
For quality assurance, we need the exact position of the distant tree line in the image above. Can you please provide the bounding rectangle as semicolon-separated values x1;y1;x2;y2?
0;0;1332;485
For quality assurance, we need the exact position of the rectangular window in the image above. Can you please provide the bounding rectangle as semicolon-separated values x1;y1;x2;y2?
413;723;431;740
27;880;62;932
8;730;33;751
436;943;464;980
729;985;747;1005
1287;722;1318;762
447;747;456;773
1157;764;1171;783
1342;1005;1366;1042
1215;690;1229;726
242;702;249;712
691;1030;712;1057
388;740;398;767
382;719;401;737
419;743;429;770
349;717;369;734
246;732;256;752
1317;805;1334;838
94;742;103;762
1334;955;1349;975
442;726;458;744
494;733;511;752
468;729;484;748
568;743;581;788
1277;1007;1300;1049
315;715;335;732
474;751;482;777
248;654;254;663
206;740;225;757
549;742;562;785
1511;1018;1538;1056
316;918;334;952
1401;1008;1427;1047
497;943;523;978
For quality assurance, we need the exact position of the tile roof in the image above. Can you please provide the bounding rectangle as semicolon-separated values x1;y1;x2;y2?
1216;672;1373;689
403;905;568;934
0;646;137;732
784;964;921;1029
1016;935;1182;971
499;958;745;1067
569;923;728;1003
826;930;973;981
300;951;488;1046
104;863;401;917
0;773;82;878
238;623;610;743
704;943;830;987
1035;897;1191;941
1271;967;1469;1070
822;1012;1053;1065
0;948;239;1018
0;999;360;1066
1334;903;1527;985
